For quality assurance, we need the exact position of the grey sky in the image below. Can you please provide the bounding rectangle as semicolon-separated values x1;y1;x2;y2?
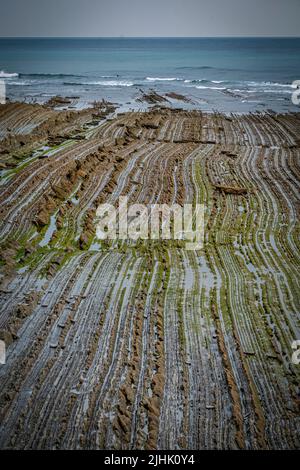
0;0;299;37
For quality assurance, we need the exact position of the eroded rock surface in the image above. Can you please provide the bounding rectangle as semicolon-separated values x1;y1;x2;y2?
0;102;299;449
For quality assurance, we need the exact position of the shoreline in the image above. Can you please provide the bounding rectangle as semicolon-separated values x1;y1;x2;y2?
1;98;299;161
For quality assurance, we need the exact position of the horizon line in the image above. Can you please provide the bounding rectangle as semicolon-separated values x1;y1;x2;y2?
0;36;300;39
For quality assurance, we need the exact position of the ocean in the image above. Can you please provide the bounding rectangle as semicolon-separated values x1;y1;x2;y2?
1;37;300;113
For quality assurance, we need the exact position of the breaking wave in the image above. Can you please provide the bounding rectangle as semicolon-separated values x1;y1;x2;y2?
0;70;19;78
146;77;181;82
195;85;226;90
64;80;135;87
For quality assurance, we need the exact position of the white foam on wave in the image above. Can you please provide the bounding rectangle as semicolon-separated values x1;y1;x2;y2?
248;81;293;88
195;85;226;90
184;79;228;87
0;70;19;78
6;81;29;86
146;77;179;82
184;79;207;84
90;80;134;86
84;80;134;87
243;88;291;94
262;89;292;94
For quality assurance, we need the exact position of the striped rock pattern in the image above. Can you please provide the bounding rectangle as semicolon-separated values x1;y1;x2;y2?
0;104;299;449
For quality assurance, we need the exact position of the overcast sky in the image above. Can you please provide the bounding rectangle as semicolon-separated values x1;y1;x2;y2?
0;0;300;37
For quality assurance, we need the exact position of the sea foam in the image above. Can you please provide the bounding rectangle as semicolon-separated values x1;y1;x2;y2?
0;71;19;78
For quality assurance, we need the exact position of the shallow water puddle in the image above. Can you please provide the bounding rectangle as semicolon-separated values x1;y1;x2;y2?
39;212;58;247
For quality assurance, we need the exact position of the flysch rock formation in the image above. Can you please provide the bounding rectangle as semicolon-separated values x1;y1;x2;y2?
0;101;299;449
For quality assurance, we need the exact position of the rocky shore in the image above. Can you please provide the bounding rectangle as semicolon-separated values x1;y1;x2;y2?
0;99;299;449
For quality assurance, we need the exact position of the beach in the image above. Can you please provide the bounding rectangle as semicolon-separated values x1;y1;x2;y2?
1;37;300;113
0;96;299;449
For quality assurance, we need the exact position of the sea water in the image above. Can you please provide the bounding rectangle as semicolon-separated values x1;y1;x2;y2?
0;37;300;113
